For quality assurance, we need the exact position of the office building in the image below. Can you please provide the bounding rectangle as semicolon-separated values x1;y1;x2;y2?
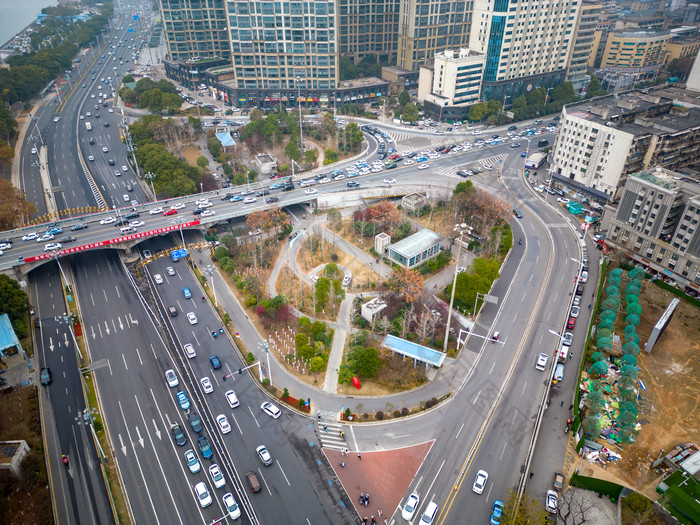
600;31;670;69
417;48;486;120
600;167;700;294
337;0;399;64
159;0;230;61
663;36;700;65
550;88;700;200
688;51;700;91
396;0;472;71
468;0;580;103
567;1;603;91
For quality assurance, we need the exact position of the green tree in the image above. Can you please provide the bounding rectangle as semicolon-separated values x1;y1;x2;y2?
453;180;475;196
499;489;549;525
401;102;419;123
284;140;301;161
196;155;209;172
398;90;411;107
344;122;364;150
0;275;28;338
467;102;489;122
355;347;380;378
327;208;342;230
511;95;527;111
309;356;325;375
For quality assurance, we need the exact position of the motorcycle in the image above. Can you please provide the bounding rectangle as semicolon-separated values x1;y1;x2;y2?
519;239;522;245
62;454;69;466
364;493;369;507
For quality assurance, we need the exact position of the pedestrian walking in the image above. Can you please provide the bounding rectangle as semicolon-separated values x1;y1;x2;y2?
569;404;574;410
378;509;382;517
323;425;328;432
530;472;534;478
560;401;564;407
358;453;362;460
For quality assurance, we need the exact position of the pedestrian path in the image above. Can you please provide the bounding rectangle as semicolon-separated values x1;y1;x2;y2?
478;153;508;166
317;420;348;451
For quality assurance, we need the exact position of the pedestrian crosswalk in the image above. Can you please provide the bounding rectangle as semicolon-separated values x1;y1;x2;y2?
318;420;348;451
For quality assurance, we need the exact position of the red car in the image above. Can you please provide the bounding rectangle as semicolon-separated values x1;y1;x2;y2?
567;317;576;329
163;209;177;216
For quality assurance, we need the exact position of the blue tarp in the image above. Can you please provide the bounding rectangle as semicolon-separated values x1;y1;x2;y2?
381;334;446;367
0;313;20;359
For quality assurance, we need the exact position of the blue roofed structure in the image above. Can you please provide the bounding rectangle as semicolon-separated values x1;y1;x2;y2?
215;132;236;150
0;313;21;363
380;334;446;370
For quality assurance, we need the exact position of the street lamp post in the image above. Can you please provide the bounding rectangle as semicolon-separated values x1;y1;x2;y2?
443;223;470;354
206;265;218;308
145;172;156;201
543;87;554;114
295;77;305;154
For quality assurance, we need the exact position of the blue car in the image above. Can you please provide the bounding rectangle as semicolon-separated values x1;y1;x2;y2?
416;156;428;162
269;183;282;190
176;390;190;410
209;355;221;369
230;195;243;202
490;500;504;525
46;227;63;235
520;151;527;157
197;436;213;459
182;287;192;299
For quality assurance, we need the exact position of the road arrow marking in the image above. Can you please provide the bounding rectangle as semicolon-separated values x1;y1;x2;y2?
135;426;144;448
119;434;127;455
91;325;96;340
118;317;124;331
129;313;139;325
49;337;54;352
104;321;110;335
153;419;161;440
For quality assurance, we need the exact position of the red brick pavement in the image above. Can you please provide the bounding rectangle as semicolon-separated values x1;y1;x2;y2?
324;441;434;523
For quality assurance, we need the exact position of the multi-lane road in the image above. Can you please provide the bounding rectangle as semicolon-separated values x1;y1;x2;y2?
11;4;592;523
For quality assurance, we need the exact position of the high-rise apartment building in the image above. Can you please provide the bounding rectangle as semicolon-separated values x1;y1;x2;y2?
468;0;580;103
566;1;602;92
397;0;472;71
337;0;399;64
159;0;230;61
226;0;339;104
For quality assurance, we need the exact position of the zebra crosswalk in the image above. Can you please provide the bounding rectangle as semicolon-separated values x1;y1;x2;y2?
317;420;348;451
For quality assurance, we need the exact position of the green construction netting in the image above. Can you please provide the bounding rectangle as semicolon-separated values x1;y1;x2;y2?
626;293;639;304
597;340;613;351
625;314;640;326
619;375;636;391
626;283;641;294
617;410;638;427
619;401;639;416
622;342;640;355
610;275;622;287
619;387;637;403
626;303;643;316
628;268;645;280
590;361;608;376
624;324;637;335
583;414;602;438
610;268;623;278
600;311;616;323
625;333;640;345
603;299;619;310
621;365;639;379
587;390;605;412
621;354;638;366
599;319;615;331
592;351;606;362
606;285;620;296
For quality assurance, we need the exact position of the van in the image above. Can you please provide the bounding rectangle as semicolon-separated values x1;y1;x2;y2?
554;363;565;382
420;502;438;524
120;226;135;234
245;471;262;493
168;305;178;317
557;342;568;362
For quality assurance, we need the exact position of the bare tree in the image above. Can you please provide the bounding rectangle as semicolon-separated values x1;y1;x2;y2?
557;488;596;525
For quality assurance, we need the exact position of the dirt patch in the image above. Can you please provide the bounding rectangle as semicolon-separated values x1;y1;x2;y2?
181;144;203;166
589;281;700;498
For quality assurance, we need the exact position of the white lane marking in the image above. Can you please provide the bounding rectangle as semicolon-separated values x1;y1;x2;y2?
489;362;495;375
276;461;291;486
499;441;508;461
122;353;128;370
472;390;481;405
455;423;465;440
136;348;143;365
248;406;261;428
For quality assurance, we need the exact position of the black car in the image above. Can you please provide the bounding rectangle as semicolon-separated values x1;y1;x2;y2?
378;152;387;160
221;193;234;201
508;125;518;131
104;122;109;127
407;152;417;158
171;424;187;446
59;236;77;243
266;197;279;203
40;367;52;385
71;223;88;231
513;209;523;219
108;159;115;165
193;208;205;215
125;211;139;219
188;412;203;433
89;138;95;145
255;189;270;197
456;170;469;177
281;184;294;192
113;218;129;227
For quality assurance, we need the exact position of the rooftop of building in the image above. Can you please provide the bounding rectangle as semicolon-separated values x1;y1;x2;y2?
436;48;485;60
630;166;700;196
389;228;441;256
255;153;276;164
564;87;700;135
381;66;414;75
611;29;671;38
337;77;388;89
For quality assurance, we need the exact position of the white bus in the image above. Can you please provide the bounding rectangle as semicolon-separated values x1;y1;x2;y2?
85;122;92;131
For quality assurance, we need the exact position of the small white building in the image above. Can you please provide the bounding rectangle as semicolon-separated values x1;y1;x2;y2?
255;153;277;176
361;298;387;323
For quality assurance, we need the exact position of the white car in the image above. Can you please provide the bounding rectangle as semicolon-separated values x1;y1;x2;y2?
256;445;273;466
36;233;54;243
129;220;145;228
22;232;39;241
483;164;493;171
225;390;240;408
580;271;588;283
195;199;211;207
121;165;128;172
545;490;558;513
222;493;241;519
79;115;84;120
418;164;429;170
243;196;257;204
304;188;318;195
184;343;196;358
317;177;330;184
44;242;62;252
88;155;95;162
100;217;116;225
53;116;60;122
201;210;215;217
402;493;420;521
165;369;178;387
535;353;549;371
149;207;163;215
261;401;281;419
209;464;226;488
166;266;175;276
563;333;573;346
154;274;164;284
570;306;580;318
187;312;198;325
171;203;186;210
472;470;488;494
383;178;396;184
194;482;212;508
216;414;231;434
200;377;213;394
102;146;109;153
334;174;346;180
185;449;201;473
108;108;114;113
